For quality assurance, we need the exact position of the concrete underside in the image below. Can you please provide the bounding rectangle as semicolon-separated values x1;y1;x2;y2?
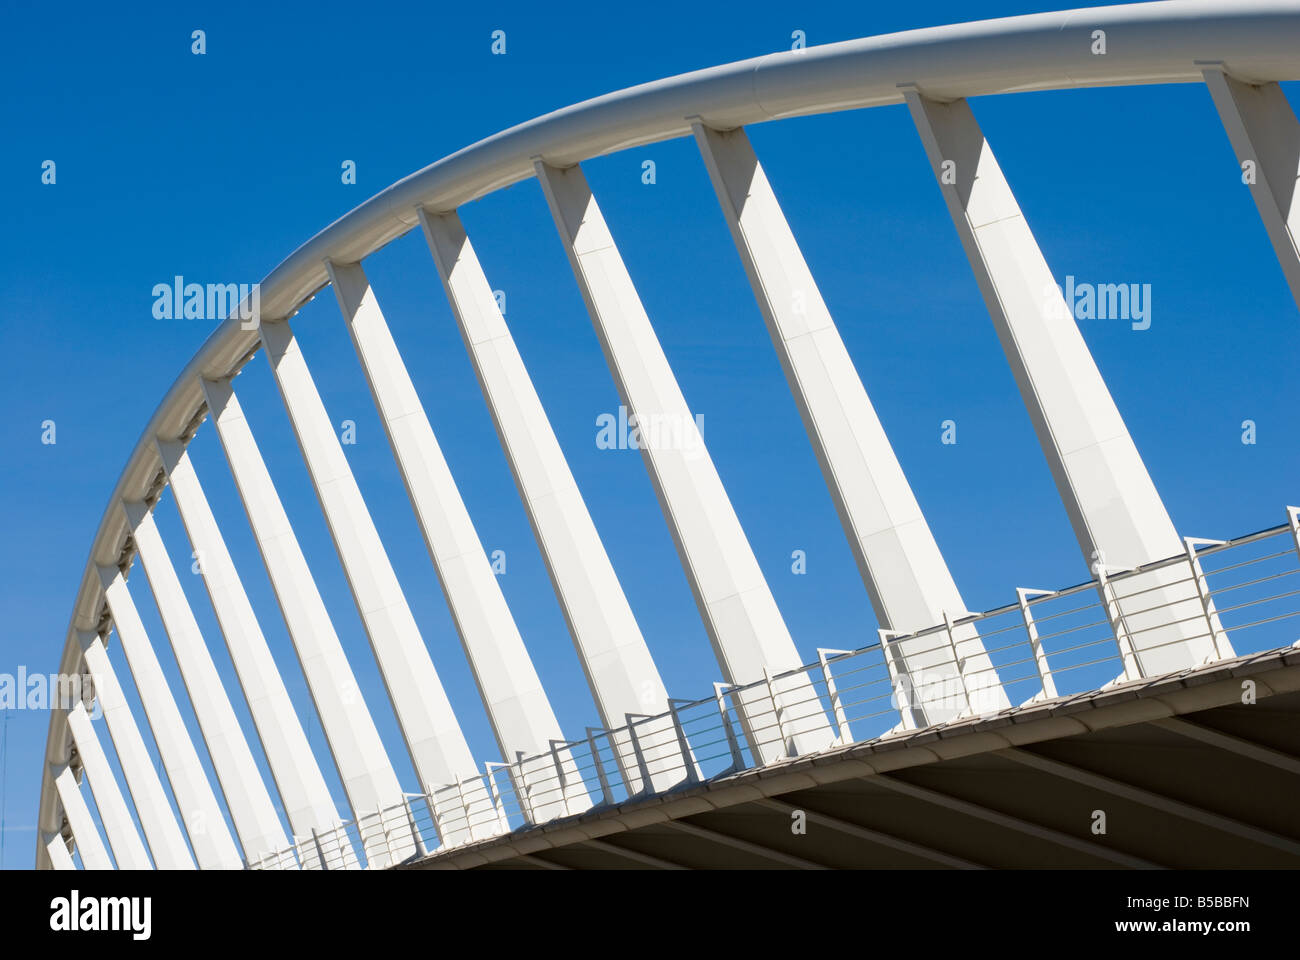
402;645;1300;870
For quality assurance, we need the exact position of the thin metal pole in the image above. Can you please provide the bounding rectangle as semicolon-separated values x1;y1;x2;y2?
762;667;786;758
514;752;537;825
714;683;745;771
586;728;615;805
549;741;571;817
879;629;916;731
376;806;396;868
1016;589;1058;700
817;649;854;744
311;828;329;871
403;797;428;858
454;775;476;841
483;763;512;833
1287;507;1300;564
1184;538;1230;660
1096;565;1141;680
667;700;699;784
623;715;653;790
943;611;974;715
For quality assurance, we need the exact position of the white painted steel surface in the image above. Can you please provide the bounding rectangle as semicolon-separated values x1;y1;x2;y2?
36;2;1300;868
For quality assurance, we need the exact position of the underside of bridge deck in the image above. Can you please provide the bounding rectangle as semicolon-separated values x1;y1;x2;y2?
404;647;1300;870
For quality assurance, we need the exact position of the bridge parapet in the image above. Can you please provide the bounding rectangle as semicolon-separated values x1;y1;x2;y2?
249;511;1300;869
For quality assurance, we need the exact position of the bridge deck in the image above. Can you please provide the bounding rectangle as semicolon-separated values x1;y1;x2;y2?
404;645;1300;869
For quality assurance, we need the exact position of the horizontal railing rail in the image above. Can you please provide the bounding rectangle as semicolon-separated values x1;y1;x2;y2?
249;510;1300;869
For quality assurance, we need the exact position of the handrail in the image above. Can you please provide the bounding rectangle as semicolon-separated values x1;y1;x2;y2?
249;517;1300;869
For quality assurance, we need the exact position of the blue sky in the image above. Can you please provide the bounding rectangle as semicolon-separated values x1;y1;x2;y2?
2;0;1297;868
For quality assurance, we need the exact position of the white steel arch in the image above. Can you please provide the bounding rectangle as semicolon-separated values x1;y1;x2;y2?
36;0;1300;869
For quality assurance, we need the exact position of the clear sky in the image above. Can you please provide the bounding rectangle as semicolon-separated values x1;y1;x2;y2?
2;0;1297;868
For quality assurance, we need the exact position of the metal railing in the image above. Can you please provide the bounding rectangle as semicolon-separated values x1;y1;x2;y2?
248;507;1300;870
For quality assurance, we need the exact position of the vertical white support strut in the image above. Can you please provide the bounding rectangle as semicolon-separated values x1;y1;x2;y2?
65;703;151;869
44;832;77;871
157;439;342;860
253;317;487;844
325;259;589;820
122;499;289;864
200;376;397;863
903;88;1222;675
52;764;111;870
98;565;243;869
693;122;1008;720
534;160;833;761
77;632;194;869
1202;66;1300;313
419;208;686;793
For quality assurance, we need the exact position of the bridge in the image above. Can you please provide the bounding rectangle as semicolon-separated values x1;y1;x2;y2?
35;0;1300;870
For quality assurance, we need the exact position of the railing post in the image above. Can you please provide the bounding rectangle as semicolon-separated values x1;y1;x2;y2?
374;806;396;869
1184;537;1231;661
817;649;854;744
483;763;512;834
762;667;787;759
942;611;975;716
1016;588;1059;701
1287;507;1300;563
514;751;537;825
666;700;699;784
549;740;572;817
334;822;353;870
291;834;312;871
622;714;654;790
426;785;449;846
311;828;329;871
879;629;916;731
402;795;428;858
713;683;746;771
1290;508;1300;649
454;774;476;840
1095;564;1142;680
586;727;615;805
